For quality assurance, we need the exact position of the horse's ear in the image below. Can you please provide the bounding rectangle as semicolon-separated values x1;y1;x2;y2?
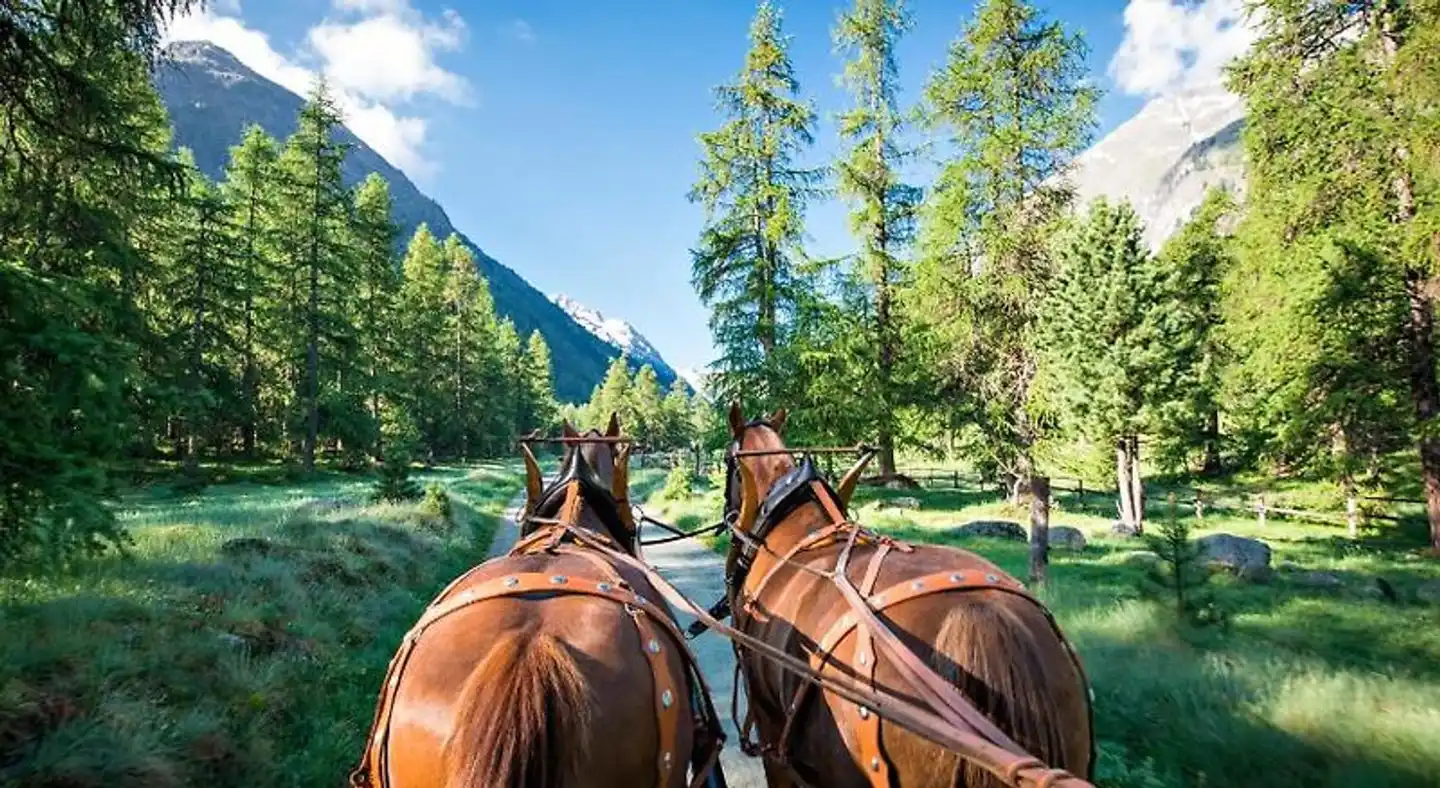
606;411;620;437
770;408;788;434
521;444;544;514
612;443;634;528
728;402;745;437
736;459;760;535
835;451;875;511
562;420;579;439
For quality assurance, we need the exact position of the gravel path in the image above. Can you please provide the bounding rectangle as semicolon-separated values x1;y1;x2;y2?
483;495;765;785
638;522;768;788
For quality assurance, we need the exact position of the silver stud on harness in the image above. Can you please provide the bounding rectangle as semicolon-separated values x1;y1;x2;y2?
550;575;568;584
661;689;674;708
503;576;519;588
597;582;613;592
647;639;661;654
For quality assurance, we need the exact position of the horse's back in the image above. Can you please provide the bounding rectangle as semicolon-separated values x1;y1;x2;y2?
381;551;695;788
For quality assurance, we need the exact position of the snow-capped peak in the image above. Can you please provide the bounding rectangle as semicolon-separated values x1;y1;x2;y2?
551;294;677;383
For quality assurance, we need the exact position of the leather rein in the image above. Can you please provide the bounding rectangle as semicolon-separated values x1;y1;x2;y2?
683;440;1096;788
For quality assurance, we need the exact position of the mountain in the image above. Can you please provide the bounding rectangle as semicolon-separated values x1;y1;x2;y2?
154;40;623;403
551;294;679;387
1070;81;1247;251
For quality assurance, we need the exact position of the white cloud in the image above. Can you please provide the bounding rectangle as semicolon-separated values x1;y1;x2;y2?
507;19;536;44
311;2;471;103
161;0;472;180
1108;0;1260;97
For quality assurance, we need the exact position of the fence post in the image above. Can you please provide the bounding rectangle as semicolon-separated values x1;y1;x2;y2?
1194;494;1205;521
1346;491;1359;539
1077;478;1084;498
1256;495;1267;527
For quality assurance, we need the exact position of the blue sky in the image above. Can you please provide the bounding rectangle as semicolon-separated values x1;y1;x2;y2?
166;0;1252;376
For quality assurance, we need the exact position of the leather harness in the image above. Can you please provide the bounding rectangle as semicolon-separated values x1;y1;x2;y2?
349;467;726;788
721;448;1097;788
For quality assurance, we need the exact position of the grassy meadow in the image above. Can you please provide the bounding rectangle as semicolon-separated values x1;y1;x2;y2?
0;462;522;788
640;467;1440;788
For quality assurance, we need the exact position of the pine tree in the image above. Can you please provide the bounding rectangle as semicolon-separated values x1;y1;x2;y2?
1227;0;1440;551
220;125;282;458
1153;187;1237;474
630;365;665;445
833;0;922;477
1140;494;1220;626
587;355;635;432
914;0;1096;495
689;1;822;413
272;78;356;472
440;234;504;458
0;1;182;564
353;173;400;460
156;150;244;473
517;331;559;435
396;224;450;459
660;379;694;451
1038;198;1157;533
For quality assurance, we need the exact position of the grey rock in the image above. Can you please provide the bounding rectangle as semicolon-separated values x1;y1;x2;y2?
1121;550;1163;570
1050;526;1087;551
950;520;1028;542
1417;580;1440;605
1276;560;1302;573
1196;533;1273;581
1110;520;1140;538
1292;571;1343;589
216;632;248;650
877;496;922;510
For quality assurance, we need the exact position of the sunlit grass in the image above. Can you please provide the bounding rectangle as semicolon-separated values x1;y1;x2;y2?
0;462;523;788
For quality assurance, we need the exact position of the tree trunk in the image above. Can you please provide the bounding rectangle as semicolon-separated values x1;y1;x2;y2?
1029;475;1050;586
1115;438;1135;531
1380;1;1440;552
1202;408;1221;475
1129;434;1145;535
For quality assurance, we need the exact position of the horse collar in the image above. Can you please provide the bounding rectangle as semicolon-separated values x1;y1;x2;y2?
726;453;843;588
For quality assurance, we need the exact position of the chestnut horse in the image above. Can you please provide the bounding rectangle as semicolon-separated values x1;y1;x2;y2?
350;415;725;788
719;405;1093;788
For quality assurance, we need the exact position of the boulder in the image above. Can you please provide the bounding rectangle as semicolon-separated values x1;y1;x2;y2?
949;520;1028;542
877;496;922;510
1120;550;1163;570
1050;526;1087;551
1417;580;1440;606
1110;520;1140;538
1196;533;1273;581
1291;571;1343;589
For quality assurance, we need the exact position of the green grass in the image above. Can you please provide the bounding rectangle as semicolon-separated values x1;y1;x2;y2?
0;462;523;788
650;473;1440;788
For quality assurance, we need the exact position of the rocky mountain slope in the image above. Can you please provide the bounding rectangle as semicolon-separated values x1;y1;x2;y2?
1070;81;1247;251
155;41;676;402
551;294;677;384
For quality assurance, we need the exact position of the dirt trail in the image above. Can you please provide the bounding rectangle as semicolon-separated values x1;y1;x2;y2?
638;522;768;787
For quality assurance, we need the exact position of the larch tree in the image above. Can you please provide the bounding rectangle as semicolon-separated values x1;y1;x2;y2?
914;0;1095;581
1227;0;1440;551
832;0;922;477
273;78;355;471
352;173;399;459
220;124;282;457
396;224;450;459
689;1;822;413
518;331;559;435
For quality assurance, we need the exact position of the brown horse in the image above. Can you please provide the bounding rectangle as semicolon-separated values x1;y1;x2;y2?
719;405;1093;788
350;414;725;788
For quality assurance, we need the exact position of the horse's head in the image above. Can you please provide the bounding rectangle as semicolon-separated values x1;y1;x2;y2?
723;403;875;584
520;412;637;551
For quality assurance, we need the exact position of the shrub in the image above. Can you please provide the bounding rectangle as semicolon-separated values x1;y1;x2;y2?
372;454;421;503
420;483;453;524
1139;493;1225;627
660;465;695;501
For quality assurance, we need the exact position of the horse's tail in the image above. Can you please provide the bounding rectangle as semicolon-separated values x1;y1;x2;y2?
444;629;593;788
931;593;1092;786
